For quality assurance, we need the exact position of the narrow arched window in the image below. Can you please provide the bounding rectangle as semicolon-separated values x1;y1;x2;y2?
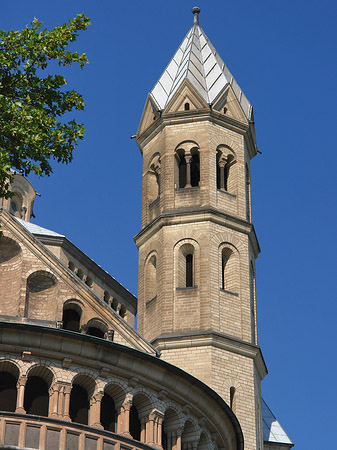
62;309;80;332
184;102;190;111
146;254;157;302
176;145;200;189
177;243;196;288
87;327;105;338
186;254;193;287
221;247;238;293
230;386;236;411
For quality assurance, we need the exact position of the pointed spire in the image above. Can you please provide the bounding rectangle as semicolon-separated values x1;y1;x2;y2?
192;7;200;25
150;9;252;120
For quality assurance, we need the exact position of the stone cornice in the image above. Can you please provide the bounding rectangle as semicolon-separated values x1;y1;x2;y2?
136;109;257;160
134;207;260;258
151;331;268;381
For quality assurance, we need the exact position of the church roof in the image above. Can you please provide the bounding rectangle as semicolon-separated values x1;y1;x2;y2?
262;398;293;446
150;7;252;119
16;217;64;237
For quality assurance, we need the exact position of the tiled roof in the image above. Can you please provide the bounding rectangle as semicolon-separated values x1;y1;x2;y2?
150;10;252;119
16;217;64;237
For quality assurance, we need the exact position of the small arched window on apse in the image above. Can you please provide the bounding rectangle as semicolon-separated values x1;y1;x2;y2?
147;154;161;204
119;305;127;319
145;253;157;302
86;318;108;339
175;142;200;189
221;246;239;294
216;146;236;194
62;301;82;332
177;243;196;288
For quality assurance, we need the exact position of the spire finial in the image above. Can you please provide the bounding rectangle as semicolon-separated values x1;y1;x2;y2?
192;7;200;25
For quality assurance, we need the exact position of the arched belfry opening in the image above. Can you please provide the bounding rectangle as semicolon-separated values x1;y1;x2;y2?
216;147;236;194
175;142;200;189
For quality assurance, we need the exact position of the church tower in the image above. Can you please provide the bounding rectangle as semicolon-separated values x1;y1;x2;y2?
135;8;267;450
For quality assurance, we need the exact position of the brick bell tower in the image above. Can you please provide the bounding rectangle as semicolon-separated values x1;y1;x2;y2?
134;8;267;450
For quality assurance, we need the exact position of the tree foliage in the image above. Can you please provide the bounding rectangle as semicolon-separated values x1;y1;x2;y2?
0;14;90;198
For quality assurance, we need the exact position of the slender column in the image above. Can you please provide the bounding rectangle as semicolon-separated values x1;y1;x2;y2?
147;409;164;448
156;167;161;196
157;416;163;447
49;383;60;418
62;385;72;421
218;157;227;191
16;375;27;414
176;428;182;450
89;392;104;429
141;416;147;442
119;395;132;437
185;153;192;188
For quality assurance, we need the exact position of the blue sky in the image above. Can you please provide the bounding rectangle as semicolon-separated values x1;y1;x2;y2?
2;1;337;448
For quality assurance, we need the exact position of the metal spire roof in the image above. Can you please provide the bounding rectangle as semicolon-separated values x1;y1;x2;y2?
150;7;252;119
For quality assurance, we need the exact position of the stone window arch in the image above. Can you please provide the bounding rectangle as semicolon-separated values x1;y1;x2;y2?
145;252;157;302
85;318;108;339
147;153;161;203
220;244;240;294
198;432;210;450
101;383;126;432
25;270;58;320
181;419;198;449
24;366;54;417
175;240;199;289
0;361;20;412
175;141;200;188
62;300;82;332
70;374;96;425
216;146;236;194
162;407;182;450
0;237;22;316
